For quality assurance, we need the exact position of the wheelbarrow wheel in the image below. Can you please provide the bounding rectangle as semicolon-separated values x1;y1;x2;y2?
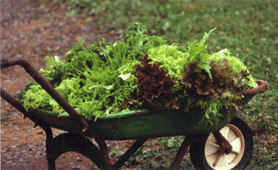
189;116;253;170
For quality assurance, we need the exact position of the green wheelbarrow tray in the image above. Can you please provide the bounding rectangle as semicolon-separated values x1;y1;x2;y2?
35;79;269;140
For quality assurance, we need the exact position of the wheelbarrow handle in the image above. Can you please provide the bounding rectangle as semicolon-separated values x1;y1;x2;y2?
1;58;112;168
236;79;269;96
1;58;93;135
1;58;9;68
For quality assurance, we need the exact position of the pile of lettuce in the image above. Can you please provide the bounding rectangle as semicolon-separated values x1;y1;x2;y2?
18;22;258;124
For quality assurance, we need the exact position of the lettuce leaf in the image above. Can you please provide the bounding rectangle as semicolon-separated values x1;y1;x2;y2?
209;49;258;88
23;84;52;112
147;45;188;79
186;28;216;79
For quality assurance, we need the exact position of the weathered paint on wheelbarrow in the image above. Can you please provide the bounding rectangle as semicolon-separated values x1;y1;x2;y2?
95;107;236;140
36;95;254;140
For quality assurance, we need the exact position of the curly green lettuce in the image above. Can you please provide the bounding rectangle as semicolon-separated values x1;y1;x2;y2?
147;45;188;79
209;48;258;88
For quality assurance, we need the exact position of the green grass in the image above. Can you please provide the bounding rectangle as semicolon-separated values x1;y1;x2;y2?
44;0;278;169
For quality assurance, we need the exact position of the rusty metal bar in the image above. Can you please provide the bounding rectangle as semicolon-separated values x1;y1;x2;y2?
170;136;193;169
1;88;28;117
1;58;111;168
1;58;95;136
112;138;148;169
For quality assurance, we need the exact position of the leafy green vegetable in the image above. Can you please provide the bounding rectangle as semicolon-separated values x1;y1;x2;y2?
39;55;65;86
209;48;258;88
180;59;250;125
21;22;258;125
17;81;38;101
124;22;147;42
23;84;51;111
131;54;178;110
186;28;216;79
147;45;188;79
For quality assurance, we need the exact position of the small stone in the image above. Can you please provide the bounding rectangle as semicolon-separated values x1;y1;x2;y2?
76;157;82;162
37;130;43;134
13;144;19;148
72;166;81;169
6;160;12;164
13;126;20;130
12;137;19;141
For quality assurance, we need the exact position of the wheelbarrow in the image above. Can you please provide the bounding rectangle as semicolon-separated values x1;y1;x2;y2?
1;58;269;169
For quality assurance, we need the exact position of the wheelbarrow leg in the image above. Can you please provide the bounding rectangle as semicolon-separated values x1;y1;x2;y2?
45;133;107;169
112;138;148;169
46;139;56;170
47;159;56;170
43;125;56;170
170;136;194;169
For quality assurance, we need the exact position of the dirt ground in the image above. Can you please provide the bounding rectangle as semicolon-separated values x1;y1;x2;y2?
1;1;134;169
